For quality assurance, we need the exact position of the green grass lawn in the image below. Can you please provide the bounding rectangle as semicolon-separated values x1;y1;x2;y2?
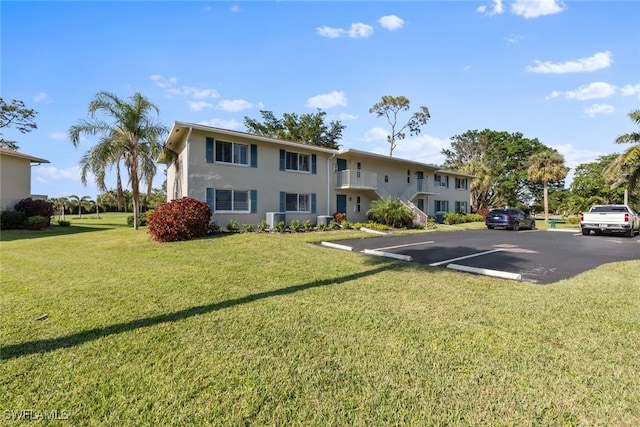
2;214;639;425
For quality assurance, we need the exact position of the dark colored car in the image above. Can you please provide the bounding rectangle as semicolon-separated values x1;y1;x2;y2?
486;208;536;231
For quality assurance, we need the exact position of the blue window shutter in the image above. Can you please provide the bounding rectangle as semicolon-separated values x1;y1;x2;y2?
311;154;317;174
446;176;450;188
206;138;214;163
250;190;257;213
206;188;214;211
280;191;286;212
311;193;316;214
250;144;257;168
279;149;285;171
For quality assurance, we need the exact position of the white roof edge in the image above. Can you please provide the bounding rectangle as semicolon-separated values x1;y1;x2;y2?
0;148;50;163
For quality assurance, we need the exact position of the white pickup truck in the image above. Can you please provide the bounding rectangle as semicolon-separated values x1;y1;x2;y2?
580;204;640;237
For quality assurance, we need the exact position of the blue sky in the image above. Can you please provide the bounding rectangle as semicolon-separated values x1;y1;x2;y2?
2;0;639;199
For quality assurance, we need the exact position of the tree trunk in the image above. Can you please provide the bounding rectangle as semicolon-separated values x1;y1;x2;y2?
543;182;549;224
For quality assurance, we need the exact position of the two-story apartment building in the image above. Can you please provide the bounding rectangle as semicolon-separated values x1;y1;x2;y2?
159;122;474;227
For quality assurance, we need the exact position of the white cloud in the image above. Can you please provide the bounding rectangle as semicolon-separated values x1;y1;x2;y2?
463;65;472;71
199;118;241;129
316;26;344;39
306;91;347;109
49;132;68;140
477;0;504;16
511;0;566;19
316;23;374;39
526;51;612;74
188;101;214;111
547;82;616;101
348;23;374;38
553;143;608;184
33;92;49;103
216;99;254;112
36;165;83;182
378;15;404;31
362;127;389;142
230;5;241;13
584;104;615;118
150;74;177;89
621;84;640;97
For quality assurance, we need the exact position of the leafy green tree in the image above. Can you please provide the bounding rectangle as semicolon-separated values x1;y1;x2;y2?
369;96;430;157
244;109;345;149
0;98;38;150
527;149;569;224
571;154;623;203
608;109;640;194
69;91;167;229
442;129;548;210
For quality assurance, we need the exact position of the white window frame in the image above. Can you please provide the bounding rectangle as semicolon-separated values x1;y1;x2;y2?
435;174;449;188
455;177;468;190
285;193;310;212
215;140;249;166
435;200;449;212
214;189;250;213
285;151;311;173
455;201;468;213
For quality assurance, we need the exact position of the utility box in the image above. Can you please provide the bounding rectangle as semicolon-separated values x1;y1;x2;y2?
435;212;445;224
266;212;286;229
317;215;333;226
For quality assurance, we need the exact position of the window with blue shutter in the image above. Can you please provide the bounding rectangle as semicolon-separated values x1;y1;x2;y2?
206;188;214;210
206;138;214;163
250;144;257;168
250;190;257;213
311;154;317;174
311;193;316;213
279;150;286;171
279;191;286;212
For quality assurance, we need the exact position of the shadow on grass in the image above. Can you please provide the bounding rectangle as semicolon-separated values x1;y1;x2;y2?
1;263;399;360
0;225;116;242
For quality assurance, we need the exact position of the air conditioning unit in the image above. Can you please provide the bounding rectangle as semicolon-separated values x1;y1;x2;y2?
266;212;286;229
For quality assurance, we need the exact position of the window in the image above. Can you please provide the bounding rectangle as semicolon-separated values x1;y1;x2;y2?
434;174;449;188
435;200;449;212
455;201;468;213
455;177;468;190
285;151;310;172
384;175;389;183
214;140;248;165
285;193;310;212
354;196;361;213
215;189;249;212
407;170;411;184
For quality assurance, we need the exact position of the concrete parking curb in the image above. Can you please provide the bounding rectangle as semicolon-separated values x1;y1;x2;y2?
320;241;353;251
447;263;522;281
363;249;412;261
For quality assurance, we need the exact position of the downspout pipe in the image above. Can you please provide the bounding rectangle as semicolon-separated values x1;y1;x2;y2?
184;126;192;198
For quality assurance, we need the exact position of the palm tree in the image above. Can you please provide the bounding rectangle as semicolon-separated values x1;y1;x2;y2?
69;91;167;229
67;195;92;219
611;109;640;193
527;149;569;224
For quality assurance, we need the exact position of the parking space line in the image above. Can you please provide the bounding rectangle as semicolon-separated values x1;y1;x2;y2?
429;249;503;267
447;263;522;281
373;241;434;251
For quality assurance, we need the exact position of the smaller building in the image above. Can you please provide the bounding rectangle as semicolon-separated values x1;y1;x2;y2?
0;147;50;210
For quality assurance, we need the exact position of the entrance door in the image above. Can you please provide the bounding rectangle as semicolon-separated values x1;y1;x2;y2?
336;194;347;215
416;171;424;192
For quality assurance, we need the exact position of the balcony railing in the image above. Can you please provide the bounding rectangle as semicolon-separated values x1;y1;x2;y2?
335;169;378;189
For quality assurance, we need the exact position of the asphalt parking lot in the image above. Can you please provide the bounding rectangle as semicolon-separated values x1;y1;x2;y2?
323;229;639;284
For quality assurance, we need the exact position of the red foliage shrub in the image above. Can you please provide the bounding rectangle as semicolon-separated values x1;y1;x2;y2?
14;198;54;218
333;212;346;223
147;197;212;242
474;207;490;220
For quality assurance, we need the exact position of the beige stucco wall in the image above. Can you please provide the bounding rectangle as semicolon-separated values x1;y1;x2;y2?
174;129;332;227
0;155;32;210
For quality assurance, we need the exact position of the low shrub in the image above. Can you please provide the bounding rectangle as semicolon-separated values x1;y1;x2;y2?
341;220;353;229
127;215;147;227
57;219;71;227
328;220;340;230
474;207;490;220
352;222;364;230
444;212;484;225
303;220;314;231
274;221;286;233
227;219;240;233
566;216;580;225
0;210;27;230
317;222;327;231
208;222;221;234
242;223;255;232
289;219;302;232
367;199;412;228
26;215;49;230
257;220;269;232
363;222;389;231
14;198;54;218
148;197;212;242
